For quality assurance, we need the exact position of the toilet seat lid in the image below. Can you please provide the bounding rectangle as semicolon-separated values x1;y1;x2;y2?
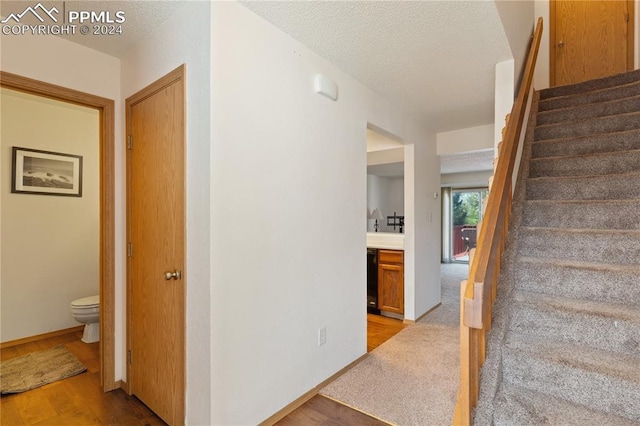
71;295;99;308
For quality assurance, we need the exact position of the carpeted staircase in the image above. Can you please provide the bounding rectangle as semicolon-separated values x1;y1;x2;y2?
474;69;640;425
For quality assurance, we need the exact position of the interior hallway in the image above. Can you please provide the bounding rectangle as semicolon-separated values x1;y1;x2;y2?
0;264;463;425
280;263;466;425
0;314;405;426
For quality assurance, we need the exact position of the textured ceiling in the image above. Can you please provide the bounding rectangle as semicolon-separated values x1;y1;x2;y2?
241;1;512;132
440;149;494;174
2;0;513;142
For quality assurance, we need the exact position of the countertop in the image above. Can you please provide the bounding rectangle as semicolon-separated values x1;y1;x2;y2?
366;232;404;250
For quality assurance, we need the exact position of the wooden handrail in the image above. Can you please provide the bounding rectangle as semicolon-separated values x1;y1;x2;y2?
454;17;543;425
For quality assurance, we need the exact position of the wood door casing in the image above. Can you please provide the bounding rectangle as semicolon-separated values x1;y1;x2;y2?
550;0;634;86
0;71;117;392
126;65;185;426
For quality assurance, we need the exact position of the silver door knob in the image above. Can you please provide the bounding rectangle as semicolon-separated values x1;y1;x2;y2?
164;270;182;280
557;41;565;48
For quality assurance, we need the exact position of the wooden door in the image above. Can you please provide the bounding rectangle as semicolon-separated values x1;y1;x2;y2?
126;66;185;425
551;0;634;86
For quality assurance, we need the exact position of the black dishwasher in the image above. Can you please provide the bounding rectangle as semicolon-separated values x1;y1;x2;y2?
367;248;380;314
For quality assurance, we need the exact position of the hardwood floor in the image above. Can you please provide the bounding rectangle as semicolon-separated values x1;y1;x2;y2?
277;313;406;425
2;315;405;425
275;395;387;425
0;331;164;426
366;313;406;352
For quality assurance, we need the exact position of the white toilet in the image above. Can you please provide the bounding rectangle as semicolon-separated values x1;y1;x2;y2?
70;295;100;343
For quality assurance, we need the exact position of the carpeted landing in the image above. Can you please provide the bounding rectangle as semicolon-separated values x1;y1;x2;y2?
474;69;640;425
320;263;466;426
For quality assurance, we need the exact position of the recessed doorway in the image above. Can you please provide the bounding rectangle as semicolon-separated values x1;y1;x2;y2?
450;188;487;263
0;72;116;391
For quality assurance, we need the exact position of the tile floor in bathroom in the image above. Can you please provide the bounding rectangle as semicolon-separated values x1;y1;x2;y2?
0;330;165;425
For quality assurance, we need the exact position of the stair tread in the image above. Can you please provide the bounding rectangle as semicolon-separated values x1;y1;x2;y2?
531;128;640;147
521;226;640;235
504;330;640;383
538;80;640;112
525;198;640;205
501;333;640;422
539;69;640;100
494;383;640;426
517;256;640;273
535;110;640;130
534;111;640;142
527;170;640;183
515;257;640;307
511;290;640;325
536;94;640;125
529;146;640;162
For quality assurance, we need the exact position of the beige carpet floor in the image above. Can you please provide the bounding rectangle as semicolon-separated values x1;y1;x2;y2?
321;263;467;425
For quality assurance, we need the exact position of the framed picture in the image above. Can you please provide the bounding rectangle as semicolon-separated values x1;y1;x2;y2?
11;147;83;197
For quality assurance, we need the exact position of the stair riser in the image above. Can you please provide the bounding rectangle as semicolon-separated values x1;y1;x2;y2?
540;69;640;100
529;150;640;178
526;174;640;201
502;349;640;422
531;130;640;159
515;261;640;306
537;96;640;126
535;114;640;141
518;229;640;265
539;82;640;112
493;388;639;426
508;303;640;355
522;201;640;229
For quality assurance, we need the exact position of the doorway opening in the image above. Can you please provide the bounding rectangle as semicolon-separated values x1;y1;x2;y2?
450;188;487;263
0;72;116;391
365;123;406;348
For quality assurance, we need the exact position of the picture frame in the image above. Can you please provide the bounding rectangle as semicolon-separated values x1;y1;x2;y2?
11;147;83;197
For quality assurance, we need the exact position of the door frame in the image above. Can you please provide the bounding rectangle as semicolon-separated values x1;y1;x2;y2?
0;71;117;391
124;64;186;421
549;0;635;87
450;187;487;264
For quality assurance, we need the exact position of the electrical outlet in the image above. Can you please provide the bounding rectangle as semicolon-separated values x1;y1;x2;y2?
318;326;327;346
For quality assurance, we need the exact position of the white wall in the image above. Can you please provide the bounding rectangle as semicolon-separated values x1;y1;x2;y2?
1;89;99;342
0;30;123;370
211;2;440;423
495;0;535;88
367;175;404;233
367;146;404;165
533;1;551;89
120;2;212;424
405;141;441;320
436;124;494;156
495;59;515;149
388;178;405;223
441;170;493;188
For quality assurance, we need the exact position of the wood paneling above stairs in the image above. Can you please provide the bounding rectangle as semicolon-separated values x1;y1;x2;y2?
474;69;640;424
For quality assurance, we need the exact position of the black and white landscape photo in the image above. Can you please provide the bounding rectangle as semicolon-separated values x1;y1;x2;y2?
12;147;83;197
22;156;74;189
